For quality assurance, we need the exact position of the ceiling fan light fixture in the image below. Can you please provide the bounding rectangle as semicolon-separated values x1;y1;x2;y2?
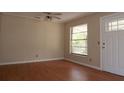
45;16;52;21
34;12;62;22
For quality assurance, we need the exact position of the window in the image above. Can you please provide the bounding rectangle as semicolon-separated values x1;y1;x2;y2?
70;24;88;55
106;19;124;32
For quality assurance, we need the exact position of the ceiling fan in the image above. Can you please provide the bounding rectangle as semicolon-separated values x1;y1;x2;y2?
34;12;62;21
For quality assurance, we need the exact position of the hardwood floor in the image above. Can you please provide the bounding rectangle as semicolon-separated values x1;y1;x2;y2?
0;60;124;81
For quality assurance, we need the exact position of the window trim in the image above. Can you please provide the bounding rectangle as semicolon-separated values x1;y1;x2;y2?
69;24;88;56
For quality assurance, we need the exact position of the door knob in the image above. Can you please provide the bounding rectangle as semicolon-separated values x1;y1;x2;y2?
102;42;105;48
103;42;105;45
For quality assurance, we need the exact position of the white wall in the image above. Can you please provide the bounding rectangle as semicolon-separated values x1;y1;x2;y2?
0;14;64;63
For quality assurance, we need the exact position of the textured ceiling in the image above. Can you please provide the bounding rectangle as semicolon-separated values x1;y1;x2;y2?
2;12;95;23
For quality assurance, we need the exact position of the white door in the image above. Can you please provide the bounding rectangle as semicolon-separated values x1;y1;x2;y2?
101;13;124;76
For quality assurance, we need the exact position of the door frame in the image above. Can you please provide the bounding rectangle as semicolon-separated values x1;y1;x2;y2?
100;13;122;71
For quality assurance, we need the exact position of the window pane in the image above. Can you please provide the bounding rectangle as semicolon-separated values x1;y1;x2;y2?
72;40;87;47
72;32;87;39
72;28;83;33
70;24;88;55
81;48;88;55
72;47;82;54
72;24;87;33
72;47;87;55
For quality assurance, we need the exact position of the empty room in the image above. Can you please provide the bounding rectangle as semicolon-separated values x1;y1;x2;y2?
0;12;124;81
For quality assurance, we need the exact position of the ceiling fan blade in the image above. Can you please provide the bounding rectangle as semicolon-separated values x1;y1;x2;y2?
52;13;62;15
34;16;41;19
35;13;62;21
52;16;61;20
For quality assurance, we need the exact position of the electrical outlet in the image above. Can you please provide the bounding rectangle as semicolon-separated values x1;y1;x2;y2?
89;58;92;62
35;54;39;58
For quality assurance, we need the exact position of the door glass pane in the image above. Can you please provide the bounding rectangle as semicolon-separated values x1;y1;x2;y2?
112;25;117;31
112;21;117;26
118;20;124;25
107;20;118;32
108;22;111;26
108;26;112;31
118;25;124;30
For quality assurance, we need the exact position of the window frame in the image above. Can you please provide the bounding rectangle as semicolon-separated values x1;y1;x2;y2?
69;24;88;56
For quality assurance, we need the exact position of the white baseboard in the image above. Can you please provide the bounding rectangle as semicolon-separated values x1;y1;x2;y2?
65;58;101;70
0;57;64;66
0;57;101;71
